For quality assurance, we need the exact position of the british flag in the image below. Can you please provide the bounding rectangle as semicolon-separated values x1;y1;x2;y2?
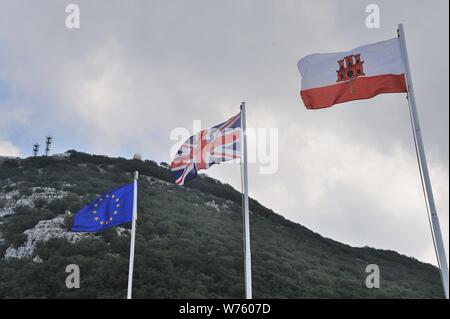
170;112;241;186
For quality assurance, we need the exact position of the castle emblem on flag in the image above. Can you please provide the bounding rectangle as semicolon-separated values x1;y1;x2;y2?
298;38;407;109
336;54;365;82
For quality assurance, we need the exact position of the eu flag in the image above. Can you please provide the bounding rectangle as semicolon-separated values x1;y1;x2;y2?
72;183;134;232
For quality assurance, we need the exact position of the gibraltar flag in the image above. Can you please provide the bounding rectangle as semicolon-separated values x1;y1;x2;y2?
297;38;407;109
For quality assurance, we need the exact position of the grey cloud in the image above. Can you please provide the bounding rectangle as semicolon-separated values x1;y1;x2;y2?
0;0;448;265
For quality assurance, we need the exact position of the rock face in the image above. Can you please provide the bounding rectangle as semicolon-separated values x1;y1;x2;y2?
204;199;235;213
1;183;74;259
204;200;221;212
4;215;90;259
0;186;68;217
0;190;19;217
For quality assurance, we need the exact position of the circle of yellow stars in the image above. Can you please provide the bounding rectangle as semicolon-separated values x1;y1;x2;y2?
92;193;121;226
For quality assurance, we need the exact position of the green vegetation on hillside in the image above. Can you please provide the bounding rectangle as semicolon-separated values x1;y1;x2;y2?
0;151;444;298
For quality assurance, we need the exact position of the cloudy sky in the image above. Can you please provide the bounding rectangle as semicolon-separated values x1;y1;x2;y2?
0;0;448;267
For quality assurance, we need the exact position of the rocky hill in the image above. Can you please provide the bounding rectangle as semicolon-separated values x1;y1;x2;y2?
0;151;444;298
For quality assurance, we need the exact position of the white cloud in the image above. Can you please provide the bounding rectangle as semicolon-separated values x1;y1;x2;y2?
0;140;20;157
0;0;448;266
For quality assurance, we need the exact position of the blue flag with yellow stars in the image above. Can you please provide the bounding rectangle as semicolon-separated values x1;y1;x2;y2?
71;183;134;232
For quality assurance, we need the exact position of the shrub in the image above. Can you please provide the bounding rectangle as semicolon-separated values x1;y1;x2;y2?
19;187;32;197
63;213;75;231
0;198;6;209
2;185;14;193
34;198;47;209
1;160;19;168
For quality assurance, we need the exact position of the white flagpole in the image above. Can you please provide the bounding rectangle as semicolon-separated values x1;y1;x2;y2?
240;102;253;299
398;24;449;299
127;171;139;299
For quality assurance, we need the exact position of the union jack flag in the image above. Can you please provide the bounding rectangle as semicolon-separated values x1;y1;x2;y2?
170;112;241;185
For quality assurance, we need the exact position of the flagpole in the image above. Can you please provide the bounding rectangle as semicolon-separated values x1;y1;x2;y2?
398;24;449;299
240;102;253;299
127;171;139;299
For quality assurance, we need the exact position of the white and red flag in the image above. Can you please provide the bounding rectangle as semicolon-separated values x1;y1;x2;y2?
297;38;407;109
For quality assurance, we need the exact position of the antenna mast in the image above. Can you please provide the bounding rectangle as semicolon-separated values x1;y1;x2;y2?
45;136;52;156
32;144;40;157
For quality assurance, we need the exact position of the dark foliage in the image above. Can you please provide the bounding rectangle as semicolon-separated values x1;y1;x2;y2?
0;151;444;299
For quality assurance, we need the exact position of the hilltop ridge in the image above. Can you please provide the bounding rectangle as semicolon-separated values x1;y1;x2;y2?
0;151;443;298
